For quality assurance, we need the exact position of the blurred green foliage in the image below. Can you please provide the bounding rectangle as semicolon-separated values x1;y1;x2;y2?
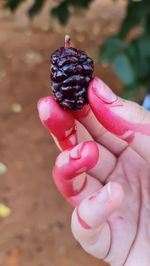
100;0;150;98
4;0;25;11
4;0;150;99
51;0;92;24
4;0;92;20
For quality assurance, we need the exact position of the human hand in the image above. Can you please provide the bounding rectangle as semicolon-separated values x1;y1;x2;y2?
37;77;150;266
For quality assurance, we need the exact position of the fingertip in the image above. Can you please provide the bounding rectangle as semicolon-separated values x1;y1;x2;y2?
88;77;126;136
53;141;100;203
37;96;47;111
68;141;99;171
109;181;124;203
90;181;124;209
80;141;99;169
104;181;124;213
37;95;76;148
54;141;99;176
75;181;124;230
37;98;42;111
88;181;124;204
88;77;118;105
37;96;54;123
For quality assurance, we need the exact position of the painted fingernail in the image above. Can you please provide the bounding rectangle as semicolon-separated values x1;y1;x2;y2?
92;77;117;104
69;143;83;159
97;182;112;203
37;98;42;110
37;98;51;121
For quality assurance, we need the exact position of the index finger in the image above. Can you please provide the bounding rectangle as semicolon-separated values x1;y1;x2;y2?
37;96;93;150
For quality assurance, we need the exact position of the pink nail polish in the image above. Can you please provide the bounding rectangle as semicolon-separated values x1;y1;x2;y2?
93;77;118;104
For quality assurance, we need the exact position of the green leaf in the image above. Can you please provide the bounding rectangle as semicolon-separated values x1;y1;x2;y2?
51;2;69;25
99;36;125;62
28;0;45;17
4;0;25;11
112;54;136;85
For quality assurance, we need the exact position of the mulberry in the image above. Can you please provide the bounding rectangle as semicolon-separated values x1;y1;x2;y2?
50;35;94;110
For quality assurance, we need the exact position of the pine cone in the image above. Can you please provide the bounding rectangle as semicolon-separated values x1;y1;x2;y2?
50;35;94;110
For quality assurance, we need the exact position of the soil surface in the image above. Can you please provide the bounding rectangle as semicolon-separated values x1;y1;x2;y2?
0;1;124;265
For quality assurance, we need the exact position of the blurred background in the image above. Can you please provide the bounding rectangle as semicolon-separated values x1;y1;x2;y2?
0;0;150;265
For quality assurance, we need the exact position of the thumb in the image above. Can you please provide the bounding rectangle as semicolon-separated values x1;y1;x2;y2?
71;182;124;260
88;77;150;162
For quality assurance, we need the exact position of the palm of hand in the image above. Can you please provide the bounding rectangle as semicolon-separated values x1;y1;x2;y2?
68;131;150;266
104;146;150;265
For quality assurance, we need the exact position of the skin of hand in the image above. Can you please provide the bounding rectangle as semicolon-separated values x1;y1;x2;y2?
37;77;150;266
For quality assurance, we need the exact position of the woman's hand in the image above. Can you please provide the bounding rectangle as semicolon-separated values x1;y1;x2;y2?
37;77;150;266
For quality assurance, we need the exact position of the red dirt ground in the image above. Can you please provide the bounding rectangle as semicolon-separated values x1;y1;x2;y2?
0;1;124;265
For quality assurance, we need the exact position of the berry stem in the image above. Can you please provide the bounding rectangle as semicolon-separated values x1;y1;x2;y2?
65;35;71;48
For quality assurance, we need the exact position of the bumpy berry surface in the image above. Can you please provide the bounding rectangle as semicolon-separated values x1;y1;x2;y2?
50;47;94;110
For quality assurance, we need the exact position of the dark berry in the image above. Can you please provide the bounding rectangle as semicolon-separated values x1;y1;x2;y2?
50;35;94;110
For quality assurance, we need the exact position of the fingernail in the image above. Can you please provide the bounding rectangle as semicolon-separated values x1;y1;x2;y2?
76;207;92;229
37;96;51;110
37;98;43;110
92;77;118;104
97;182;112;203
37;99;51;121
69;143;83;159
